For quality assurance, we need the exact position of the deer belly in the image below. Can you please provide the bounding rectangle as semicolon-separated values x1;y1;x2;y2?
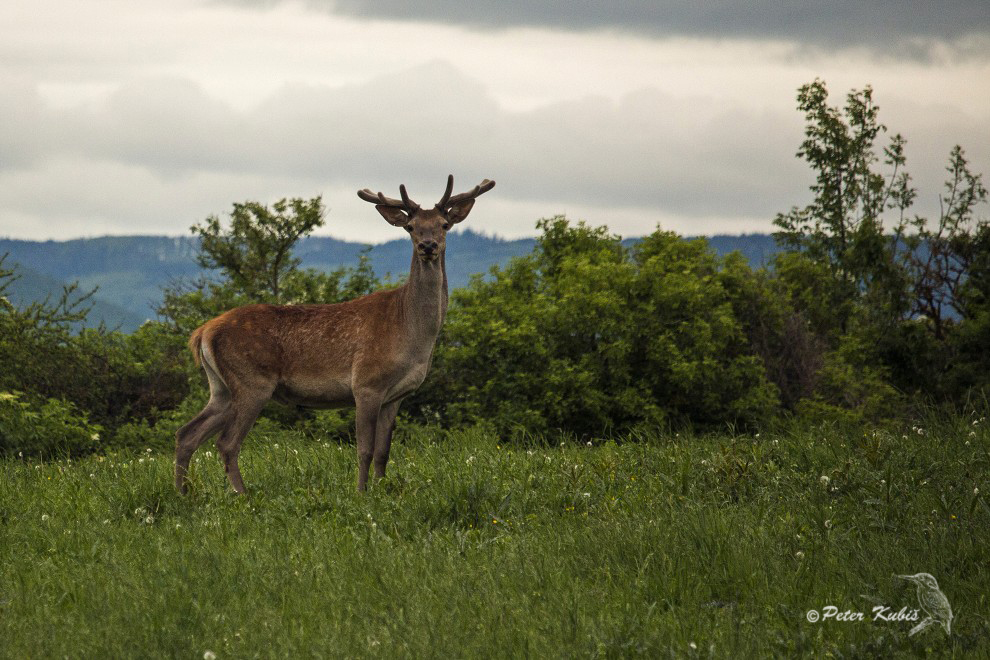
272;377;354;408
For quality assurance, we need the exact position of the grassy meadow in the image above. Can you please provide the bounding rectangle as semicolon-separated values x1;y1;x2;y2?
1;418;988;658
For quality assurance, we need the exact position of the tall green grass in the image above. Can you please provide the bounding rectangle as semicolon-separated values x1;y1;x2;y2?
1;419;988;657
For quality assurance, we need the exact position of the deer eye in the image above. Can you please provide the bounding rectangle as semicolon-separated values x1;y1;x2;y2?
405;225;414;232
442;223;450;230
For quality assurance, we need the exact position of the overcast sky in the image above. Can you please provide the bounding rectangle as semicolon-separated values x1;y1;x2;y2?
1;0;988;243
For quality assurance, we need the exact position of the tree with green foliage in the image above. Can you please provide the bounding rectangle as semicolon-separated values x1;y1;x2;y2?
773;79;989;412
407;217;781;436
192;197;326;301
773;79;916;337
897;146;989;339
159;197;381;335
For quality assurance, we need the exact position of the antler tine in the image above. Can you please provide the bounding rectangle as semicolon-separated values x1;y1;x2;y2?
399;184;420;212
357;185;420;213
435;174;454;209
443;178;496;208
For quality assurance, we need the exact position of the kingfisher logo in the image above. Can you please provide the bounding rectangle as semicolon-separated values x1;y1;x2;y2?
897;573;953;636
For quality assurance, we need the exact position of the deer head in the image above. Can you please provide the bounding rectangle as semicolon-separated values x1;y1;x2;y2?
358;175;495;262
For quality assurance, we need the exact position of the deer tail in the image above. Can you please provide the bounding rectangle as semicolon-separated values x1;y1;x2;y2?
188;325;206;368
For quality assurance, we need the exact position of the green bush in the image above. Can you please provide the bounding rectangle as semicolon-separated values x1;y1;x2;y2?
0;266;190;436
0;391;102;457
407;218;780;436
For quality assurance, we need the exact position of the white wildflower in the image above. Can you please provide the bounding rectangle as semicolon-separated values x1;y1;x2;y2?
203;651;217;660
41;514;50;521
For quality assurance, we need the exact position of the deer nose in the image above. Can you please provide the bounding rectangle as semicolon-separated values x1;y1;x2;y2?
418;240;438;254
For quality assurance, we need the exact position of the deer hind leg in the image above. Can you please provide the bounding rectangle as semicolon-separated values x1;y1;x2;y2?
175;360;232;494
354;393;384;492
215;392;271;495
373;400;401;480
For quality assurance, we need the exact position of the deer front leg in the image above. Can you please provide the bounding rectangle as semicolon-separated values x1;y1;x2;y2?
354;394;383;492
373;400;401;480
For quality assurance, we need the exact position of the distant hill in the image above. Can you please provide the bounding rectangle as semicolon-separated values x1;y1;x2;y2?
0;231;779;332
1;260;151;331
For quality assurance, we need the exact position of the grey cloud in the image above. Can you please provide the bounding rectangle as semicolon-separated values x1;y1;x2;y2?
2;62;987;239
220;0;990;52
0;62;817;229
0;79;57;169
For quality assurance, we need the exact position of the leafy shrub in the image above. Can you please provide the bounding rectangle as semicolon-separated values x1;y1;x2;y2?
407;218;781;436
0;261;190;436
0;391;102;457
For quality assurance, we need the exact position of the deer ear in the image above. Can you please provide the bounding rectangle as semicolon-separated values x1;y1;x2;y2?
447;198;475;225
376;205;409;227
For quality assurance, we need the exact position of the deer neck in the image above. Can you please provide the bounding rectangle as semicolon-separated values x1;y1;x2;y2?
403;251;448;339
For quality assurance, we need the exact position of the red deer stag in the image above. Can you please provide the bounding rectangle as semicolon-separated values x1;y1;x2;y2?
175;175;495;493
